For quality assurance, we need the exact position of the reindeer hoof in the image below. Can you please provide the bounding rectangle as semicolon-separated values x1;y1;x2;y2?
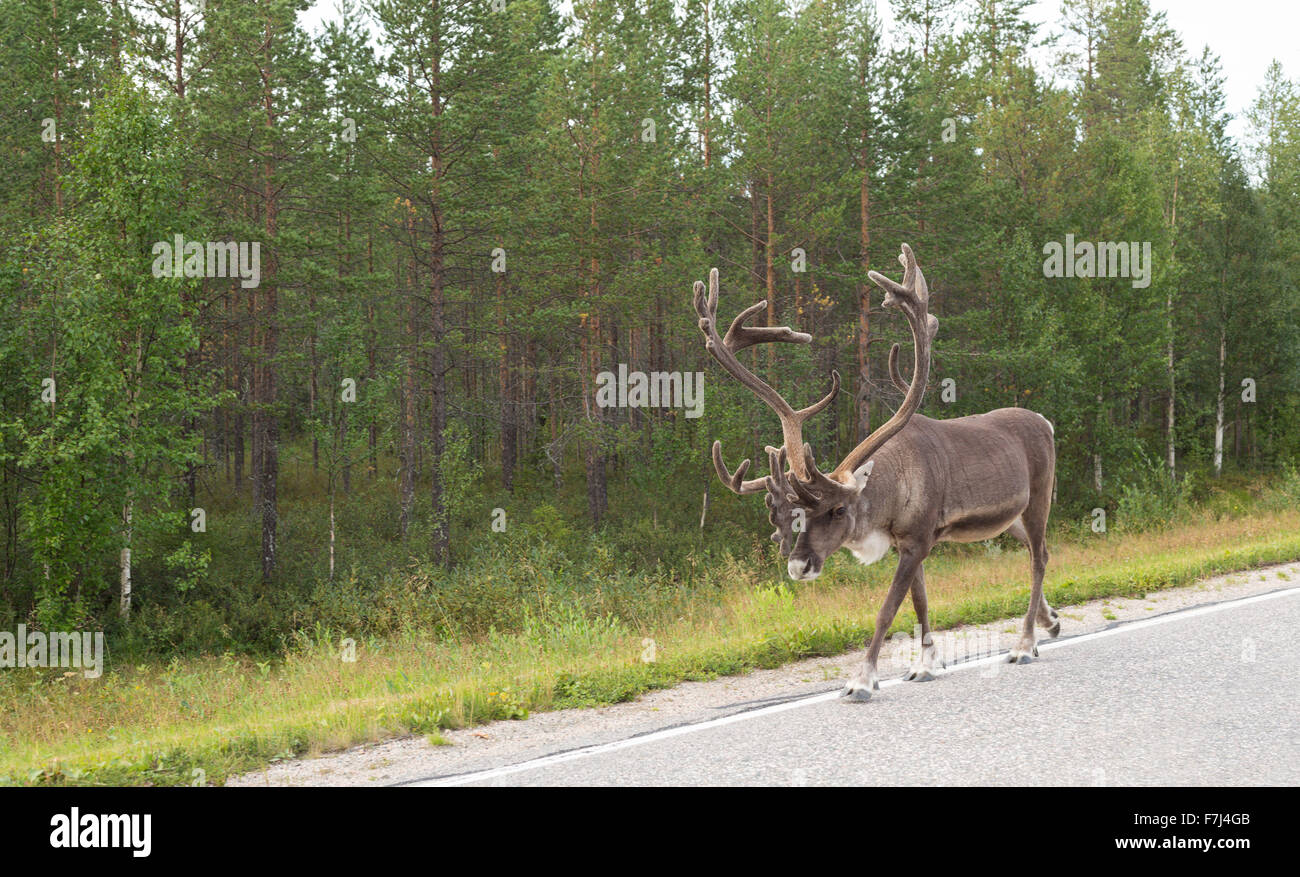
904;668;937;682
840;676;878;702
840;686;873;702
1046;620;1061;638
1006;645;1039;664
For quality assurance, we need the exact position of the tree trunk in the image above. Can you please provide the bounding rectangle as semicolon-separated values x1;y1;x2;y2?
702;0;713;167
328;483;336;582
1213;325;1226;476
429;32;449;563
310;307;319;472
699;458;710;530
549;356;562;491
498;272;515;491
119;503;131;619
1092;392;1102;493
400;250;416;537
765;169;777;372
367;233;378;477
1165;173;1178;480
255;13;280;584
584;309;608;523
857;146;872;442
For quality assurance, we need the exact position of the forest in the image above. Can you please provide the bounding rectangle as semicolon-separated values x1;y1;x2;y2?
1;0;1298;664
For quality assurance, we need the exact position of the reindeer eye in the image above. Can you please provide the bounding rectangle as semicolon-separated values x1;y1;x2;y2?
832;506;846;519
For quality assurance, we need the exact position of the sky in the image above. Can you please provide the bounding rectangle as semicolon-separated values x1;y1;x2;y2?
1140;0;1296;131
299;0;1297;144
1026;0;1295;143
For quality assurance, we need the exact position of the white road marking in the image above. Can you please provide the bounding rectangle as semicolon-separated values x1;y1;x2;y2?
404;585;1300;787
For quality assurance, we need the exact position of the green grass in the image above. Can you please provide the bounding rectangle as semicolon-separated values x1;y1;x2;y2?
4;506;1300;786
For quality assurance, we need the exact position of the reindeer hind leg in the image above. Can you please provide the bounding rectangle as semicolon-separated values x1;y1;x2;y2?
1009;494;1055;663
1007;515;1059;638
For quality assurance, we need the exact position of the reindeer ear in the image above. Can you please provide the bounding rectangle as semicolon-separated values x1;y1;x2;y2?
852;459;874;491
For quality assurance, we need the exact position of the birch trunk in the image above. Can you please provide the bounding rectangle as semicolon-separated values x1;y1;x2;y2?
1214;325;1226;476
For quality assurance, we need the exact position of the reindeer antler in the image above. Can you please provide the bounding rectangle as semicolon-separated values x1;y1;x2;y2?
887;343;908;393
830;243;938;479
694;268;839;483
711;440;766;495
762;445;800;556
789;443;848;506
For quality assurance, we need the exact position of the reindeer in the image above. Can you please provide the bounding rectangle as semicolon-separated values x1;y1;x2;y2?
693;244;1059;702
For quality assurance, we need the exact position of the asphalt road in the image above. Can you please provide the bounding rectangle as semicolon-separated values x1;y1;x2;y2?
408;587;1300;786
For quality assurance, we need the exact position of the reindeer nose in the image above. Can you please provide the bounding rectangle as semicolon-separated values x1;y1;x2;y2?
787;557;819;581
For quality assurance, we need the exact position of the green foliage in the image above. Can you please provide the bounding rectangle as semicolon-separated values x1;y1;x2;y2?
1258;463;1300;512
435;423;482;534
2;76;206;624
164;541;210;596
1115;452;1195;532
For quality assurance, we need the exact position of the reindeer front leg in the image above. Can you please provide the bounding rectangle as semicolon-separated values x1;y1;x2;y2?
842;545;928;702
903;565;942;682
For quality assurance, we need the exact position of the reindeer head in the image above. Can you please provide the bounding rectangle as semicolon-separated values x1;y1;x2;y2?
694;244;938;581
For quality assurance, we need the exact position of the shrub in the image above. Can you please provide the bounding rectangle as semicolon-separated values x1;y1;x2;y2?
1115;452;1194;532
